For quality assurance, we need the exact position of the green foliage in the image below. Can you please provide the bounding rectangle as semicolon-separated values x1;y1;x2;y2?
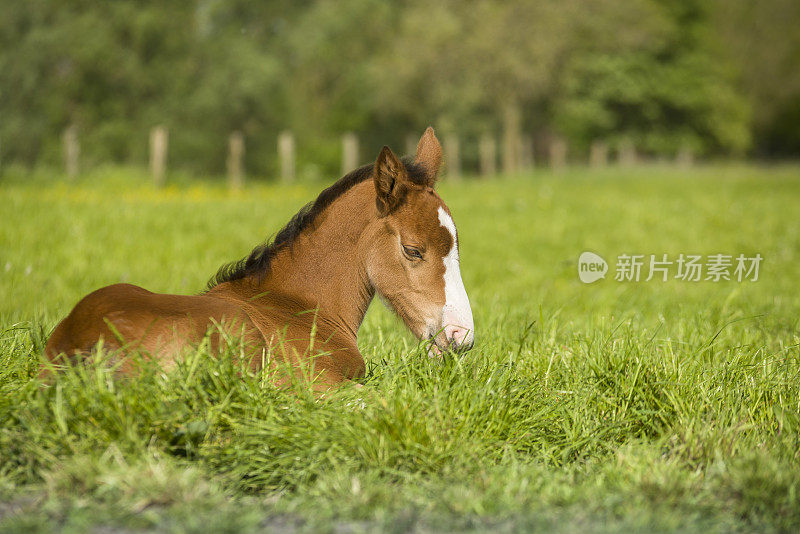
554;0;751;155
555;51;750;155
1;166;800;530
2;0;796;177
712;0;800;157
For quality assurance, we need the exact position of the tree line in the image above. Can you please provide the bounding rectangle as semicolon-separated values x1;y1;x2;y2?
1;0;798;179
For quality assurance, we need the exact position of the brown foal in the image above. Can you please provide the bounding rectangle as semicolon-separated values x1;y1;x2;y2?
43;128;474;390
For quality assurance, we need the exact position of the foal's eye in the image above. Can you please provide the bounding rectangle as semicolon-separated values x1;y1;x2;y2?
402;245;423;260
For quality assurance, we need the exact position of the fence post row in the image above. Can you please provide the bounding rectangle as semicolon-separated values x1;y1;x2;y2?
61;128;693;185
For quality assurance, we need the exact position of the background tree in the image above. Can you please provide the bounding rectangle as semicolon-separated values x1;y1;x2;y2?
0;0;797;177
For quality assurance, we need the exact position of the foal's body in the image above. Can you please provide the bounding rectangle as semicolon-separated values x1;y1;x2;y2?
44;128;474;389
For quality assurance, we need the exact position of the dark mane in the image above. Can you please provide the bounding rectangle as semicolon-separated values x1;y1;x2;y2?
207;157;429;289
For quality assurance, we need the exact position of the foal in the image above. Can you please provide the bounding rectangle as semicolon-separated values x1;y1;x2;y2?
43;128;474;389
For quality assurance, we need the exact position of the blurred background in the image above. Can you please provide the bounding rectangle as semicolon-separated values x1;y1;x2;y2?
1;0;799;181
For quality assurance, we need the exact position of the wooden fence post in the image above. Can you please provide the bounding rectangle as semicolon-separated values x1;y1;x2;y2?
549;137;567;171
502;103;521;175
444;134;461;181
227;131;245;189
676;145;694;168
278;131;295;183
406;134;419;157
479;134;496;177
618;139;637;167
519;135;534;172
149;126;168;187
405;134;417;158
63;124;79;180
589;141;609;168
341;132;359;175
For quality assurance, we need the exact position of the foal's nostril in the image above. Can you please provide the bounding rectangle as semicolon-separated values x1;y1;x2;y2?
444;325;474;351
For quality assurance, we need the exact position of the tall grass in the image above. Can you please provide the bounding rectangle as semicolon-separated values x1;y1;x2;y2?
1;165;799;531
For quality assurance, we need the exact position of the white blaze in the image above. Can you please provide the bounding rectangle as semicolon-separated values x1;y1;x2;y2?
437;206;474;346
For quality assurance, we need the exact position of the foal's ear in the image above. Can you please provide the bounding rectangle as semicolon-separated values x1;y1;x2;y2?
414;126;442;187
374;145;409;216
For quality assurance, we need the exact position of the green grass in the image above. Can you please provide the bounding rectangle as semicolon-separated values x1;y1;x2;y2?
1;164;800;532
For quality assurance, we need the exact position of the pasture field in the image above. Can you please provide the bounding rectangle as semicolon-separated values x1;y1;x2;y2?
1;165;800;532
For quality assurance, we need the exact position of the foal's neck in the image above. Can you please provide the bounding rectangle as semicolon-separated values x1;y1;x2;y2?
237;180;377;340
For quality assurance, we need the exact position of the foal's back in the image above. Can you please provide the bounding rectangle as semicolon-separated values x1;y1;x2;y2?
43;283;256;373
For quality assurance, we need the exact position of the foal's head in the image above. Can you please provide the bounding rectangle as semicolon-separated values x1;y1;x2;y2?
365;128;474;354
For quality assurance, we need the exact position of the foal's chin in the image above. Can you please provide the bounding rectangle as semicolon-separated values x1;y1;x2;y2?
425;335;470;359
419;324;462;358
385;302;473;358
402;320;447;358
427;342;448;359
